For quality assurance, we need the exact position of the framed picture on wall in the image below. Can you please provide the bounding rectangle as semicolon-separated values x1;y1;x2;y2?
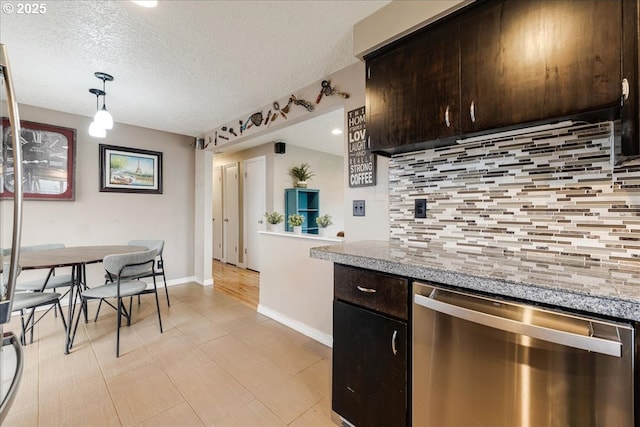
99;144;163;194
0;118;76;200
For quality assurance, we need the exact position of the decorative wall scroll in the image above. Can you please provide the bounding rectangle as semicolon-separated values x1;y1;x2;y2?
348;106;376;188
99;144;162;194
1;118;76;200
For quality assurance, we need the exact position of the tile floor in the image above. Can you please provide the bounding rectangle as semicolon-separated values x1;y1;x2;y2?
2;282;335;426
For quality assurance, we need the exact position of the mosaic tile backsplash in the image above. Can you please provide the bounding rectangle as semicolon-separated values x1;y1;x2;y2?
389;121;640;270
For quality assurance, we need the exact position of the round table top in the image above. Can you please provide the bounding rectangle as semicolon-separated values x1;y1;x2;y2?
17;245;148;270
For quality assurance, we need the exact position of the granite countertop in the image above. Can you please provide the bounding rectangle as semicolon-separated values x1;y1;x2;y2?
310;240;640;322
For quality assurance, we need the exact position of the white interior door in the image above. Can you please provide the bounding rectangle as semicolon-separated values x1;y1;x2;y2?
212;166;223;261
243;156;266;272
223;163;239;265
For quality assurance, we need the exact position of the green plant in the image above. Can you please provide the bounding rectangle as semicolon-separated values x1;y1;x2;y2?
288;213;305;227
289;163;315;182
264;211;284;225
316;214;333;228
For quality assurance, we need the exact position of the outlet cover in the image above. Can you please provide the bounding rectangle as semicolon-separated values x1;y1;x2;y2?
353;200;365;216
415;199;427;218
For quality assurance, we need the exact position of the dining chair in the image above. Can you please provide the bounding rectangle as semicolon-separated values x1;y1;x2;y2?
78;249;163;357
127;240;169;307
3;244;72;345
15;243;73;293
11;291;67;346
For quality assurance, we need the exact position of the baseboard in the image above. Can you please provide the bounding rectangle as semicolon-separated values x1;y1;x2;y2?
257;304;333;348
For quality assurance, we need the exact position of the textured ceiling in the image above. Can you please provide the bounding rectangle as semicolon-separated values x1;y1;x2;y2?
0;0;389;137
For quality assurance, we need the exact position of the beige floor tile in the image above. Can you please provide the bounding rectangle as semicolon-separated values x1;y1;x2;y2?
38;341;112;423
289;399;336;427
2;405;39;427
171;361;254;425
199;335;267;375
175;312;228;345
296;358;331;402
246;329;322;376
1;278;334;427
146;334;211;379
137;402;205;427
200;302;258;325
212;399;286;427
234;360;320;424
61;402;121;427
106;362;184;426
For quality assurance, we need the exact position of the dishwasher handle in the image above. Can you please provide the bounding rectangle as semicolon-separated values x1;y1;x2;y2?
414;293;622;357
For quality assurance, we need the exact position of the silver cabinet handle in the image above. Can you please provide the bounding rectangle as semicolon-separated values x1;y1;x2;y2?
224;219;229;222
414;293;622;357
391;330;398;355
622;78;630;100
356;285;376;293
0;332;24;424
258;220;264;224
470;101;476;123
444;105;451;128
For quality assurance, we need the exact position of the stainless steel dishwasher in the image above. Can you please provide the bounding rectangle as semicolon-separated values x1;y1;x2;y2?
413;282;635;427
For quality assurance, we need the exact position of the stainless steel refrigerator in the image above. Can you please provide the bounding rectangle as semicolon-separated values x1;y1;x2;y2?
0;42;25;423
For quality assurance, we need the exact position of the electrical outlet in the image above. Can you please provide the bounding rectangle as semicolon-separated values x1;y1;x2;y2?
415;199;427;218
353;200;365;216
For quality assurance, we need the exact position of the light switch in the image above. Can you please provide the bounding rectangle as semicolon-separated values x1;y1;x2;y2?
353;200;365;216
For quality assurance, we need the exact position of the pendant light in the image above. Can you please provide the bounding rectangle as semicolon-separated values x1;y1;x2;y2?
93;72;114;130
88;88;106;138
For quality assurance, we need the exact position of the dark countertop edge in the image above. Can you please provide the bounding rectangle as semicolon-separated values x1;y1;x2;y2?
310;245;640;323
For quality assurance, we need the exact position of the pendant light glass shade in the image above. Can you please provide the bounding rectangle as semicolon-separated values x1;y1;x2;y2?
89;120;106;138
94;105;113;130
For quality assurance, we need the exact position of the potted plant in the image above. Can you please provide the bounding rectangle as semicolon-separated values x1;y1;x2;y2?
264;211;284;231
289;163;315;188
316;213;333;236
288;213;305;234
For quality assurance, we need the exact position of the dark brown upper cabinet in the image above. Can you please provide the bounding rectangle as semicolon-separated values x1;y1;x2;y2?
366;22;460;154
460;0;622;134
365;0;638;157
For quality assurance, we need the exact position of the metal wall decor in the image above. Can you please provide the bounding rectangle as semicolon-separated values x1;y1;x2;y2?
207;78;350;148
1;118;76;200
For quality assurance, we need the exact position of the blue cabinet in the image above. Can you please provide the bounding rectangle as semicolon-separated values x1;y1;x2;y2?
285;188;319;234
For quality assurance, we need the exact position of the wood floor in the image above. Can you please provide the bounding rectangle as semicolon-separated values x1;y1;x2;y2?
2;278;334;426
212;260;260;309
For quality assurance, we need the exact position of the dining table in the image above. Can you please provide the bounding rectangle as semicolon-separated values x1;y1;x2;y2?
18;245;147;354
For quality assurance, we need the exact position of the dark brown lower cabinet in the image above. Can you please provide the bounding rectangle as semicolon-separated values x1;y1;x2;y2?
332;300;407;427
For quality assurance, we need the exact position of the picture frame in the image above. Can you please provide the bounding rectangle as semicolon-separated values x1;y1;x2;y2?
99;144;163;194
1;118;76;200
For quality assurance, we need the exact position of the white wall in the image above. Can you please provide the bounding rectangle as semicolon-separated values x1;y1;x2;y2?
340;62;390;242
273;145;344;236
9;104;196;286
258;232;337;345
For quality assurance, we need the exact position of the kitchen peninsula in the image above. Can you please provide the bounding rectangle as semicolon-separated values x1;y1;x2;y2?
312;240;640;427
311;240;640;320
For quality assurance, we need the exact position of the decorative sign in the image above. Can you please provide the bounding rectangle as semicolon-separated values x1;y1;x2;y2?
348;106;375;187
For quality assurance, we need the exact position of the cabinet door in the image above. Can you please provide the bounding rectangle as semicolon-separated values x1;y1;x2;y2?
460;0;622;134
366;22;459;153
332;300;407;427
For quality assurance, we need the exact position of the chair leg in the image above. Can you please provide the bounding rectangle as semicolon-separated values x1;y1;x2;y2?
153;278;163;333
94;299;104;322
116;297;121;357
29;307;36;344
19;309;26;346
56;301;68;331
162;271;170;307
